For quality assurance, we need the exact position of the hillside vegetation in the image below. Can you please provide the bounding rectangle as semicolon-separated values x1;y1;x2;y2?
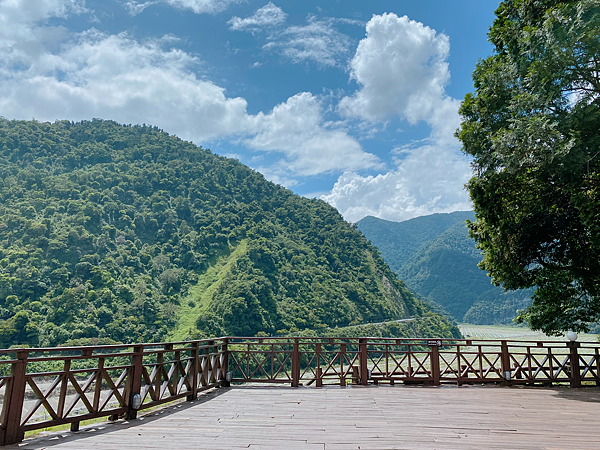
0;119;459;348
356;212;474;273
358;213;532;324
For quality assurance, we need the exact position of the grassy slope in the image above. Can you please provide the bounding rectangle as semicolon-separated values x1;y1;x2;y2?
169;240;248;341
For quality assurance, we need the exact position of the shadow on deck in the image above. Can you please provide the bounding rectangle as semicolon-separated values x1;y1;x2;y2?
8;384;600;450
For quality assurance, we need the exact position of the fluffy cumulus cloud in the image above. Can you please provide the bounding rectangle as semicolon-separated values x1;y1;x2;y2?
339;13;451;124
324;13;472;222
125;0;240;16
0;0;376;178
246;93;380;175
228;2;286;31
0;0;86;67
0;29;252;142
321;145;472;223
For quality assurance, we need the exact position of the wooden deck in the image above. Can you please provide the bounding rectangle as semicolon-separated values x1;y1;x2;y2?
9;385;600;450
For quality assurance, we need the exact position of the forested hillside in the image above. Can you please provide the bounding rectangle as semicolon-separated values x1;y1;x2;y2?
358;213;532;324
0;119;459;348
356;212;475;273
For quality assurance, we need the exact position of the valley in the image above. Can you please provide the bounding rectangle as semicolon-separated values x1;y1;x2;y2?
358;213;534;326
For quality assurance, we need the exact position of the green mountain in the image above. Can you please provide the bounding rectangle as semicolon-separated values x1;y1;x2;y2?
357;213;532;324
356;212;475;273
0;119;459;348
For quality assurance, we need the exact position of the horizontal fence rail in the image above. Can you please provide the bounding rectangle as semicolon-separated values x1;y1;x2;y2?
0;339;228;445
226;337;600;388
1;336;599;445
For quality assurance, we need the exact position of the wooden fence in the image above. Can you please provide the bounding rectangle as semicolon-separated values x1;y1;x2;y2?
1;336;599;445
0;339;228;445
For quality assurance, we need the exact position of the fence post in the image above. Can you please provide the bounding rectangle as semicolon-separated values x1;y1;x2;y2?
316;343;322;388
456;345;464;386
569;341;581;388
206;340;214;384
339;344;347;386
359;338;368;386
188;342;200;400
291;339;300;387
430;344;440;386
221;338;230;387
173;347;181;397
1;350;29;445
125;345;144;420
596;347;600;386
500;341;511;386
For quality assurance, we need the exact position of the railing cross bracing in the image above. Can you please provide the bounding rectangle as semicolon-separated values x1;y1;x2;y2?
0;336;598;445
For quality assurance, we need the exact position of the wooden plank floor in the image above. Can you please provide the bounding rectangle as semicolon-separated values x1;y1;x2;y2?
10;385;600;450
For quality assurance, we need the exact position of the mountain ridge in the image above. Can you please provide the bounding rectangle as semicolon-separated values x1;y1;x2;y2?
357;212;533;325
0;118;459;348
357;211;475;272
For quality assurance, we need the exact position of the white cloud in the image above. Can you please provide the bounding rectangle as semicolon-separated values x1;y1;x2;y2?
0;28;251;142
246;92;380;175
0;0;87;23
0;0;86;79
124;1;156;15
322;145;471;223
322;13;472;222
0;0;377;180
339;13;451;124
264;16;352;67
125;0;239;15
229;7;354;68
228;2;286;31
166;0;240;14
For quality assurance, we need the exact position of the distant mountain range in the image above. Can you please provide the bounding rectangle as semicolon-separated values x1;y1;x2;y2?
357;212;533;324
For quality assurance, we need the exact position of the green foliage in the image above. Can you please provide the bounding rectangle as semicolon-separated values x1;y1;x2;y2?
463;291;533;325
0;118;447;348
0;310;39;348
457;0;600;334
356;212;475;273
359;214;533;324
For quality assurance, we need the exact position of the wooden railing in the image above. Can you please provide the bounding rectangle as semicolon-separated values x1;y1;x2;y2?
226;337;600;387
1;336;599;445
0;339;228;445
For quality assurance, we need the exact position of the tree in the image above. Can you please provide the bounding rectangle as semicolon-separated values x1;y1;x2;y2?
457;0;600;334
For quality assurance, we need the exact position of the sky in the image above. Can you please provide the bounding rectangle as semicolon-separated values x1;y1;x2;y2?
0;0;500;223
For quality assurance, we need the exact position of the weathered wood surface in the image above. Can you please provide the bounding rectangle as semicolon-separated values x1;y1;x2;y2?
3;337;600;445
9;385;600;450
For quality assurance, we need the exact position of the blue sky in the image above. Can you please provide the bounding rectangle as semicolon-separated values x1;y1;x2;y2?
0;0;500;222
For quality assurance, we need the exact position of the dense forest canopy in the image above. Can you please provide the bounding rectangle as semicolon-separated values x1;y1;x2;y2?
358;213;533;325
457;0;600;334
0;118;459;348
356;212;475;273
